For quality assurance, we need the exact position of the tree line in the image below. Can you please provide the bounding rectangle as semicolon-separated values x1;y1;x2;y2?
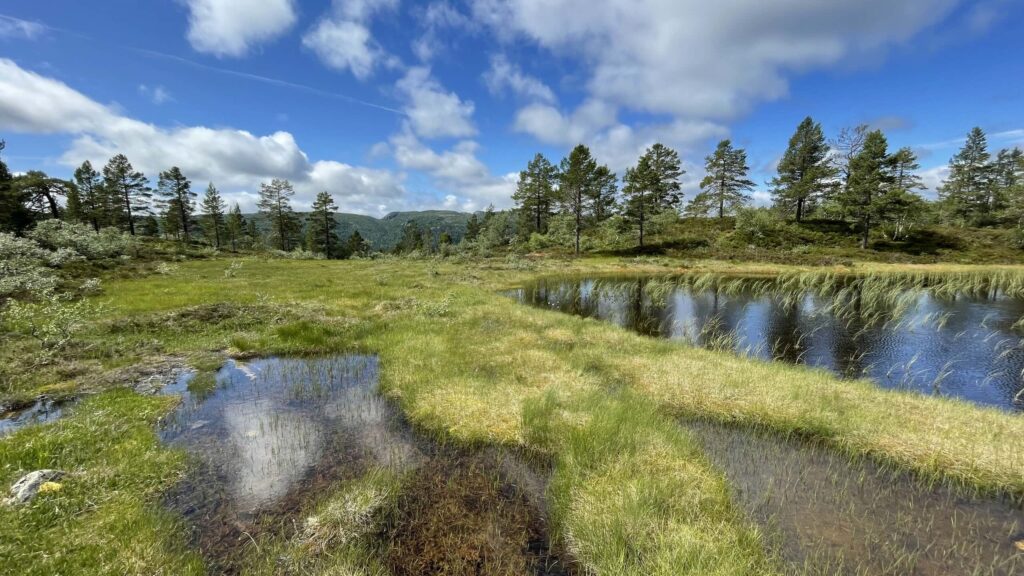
0;145;371;258
510;119;1024;251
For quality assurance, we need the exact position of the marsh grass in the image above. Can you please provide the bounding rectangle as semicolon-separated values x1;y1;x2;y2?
3;257;1024;574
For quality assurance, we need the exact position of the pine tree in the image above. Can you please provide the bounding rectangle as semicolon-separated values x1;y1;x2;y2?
396;221;423;254
465;213;481;241
689;139;754;218
839;130;892;249
878;147;926;240
200;183;227;248
257;178;298;251
103;154;151;235
156;167;195;241
993;148;1024;223
559;144;600;254
246;217;261;248
770;117;837;221
938;127;993;226
512;153;559;236
73;161;107;232
0;140;35;234
830;124;870;193
588;165;618;224
622;143;684;247
64;183;84;223
347;230;370;256
439;230;453;246
225;203;244;251
14;171;71;219
307;191;341;257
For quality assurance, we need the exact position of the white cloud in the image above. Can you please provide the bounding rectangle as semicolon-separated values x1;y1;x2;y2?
919;165;950;198
396;67;476;139
0;58;407;215
484;55;555;103
303;0;399;78
515;99;725;172
412;2;474;61
482;0;960;119
183;0;297;58
390;128;515;210
0;16;45;40
138;84;173;105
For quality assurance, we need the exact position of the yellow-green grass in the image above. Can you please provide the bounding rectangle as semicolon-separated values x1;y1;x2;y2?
3;256;1024;574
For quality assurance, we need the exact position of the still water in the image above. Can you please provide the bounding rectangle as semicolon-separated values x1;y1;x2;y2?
511;277;1024;411
688;420;1024;575
159;356;422;565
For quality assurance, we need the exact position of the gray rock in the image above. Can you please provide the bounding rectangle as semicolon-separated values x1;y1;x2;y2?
3;469;64;505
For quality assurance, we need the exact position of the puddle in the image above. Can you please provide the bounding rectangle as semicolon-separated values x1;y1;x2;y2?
511;277;1024;411
159;356;567;574
0;397;73;437
686;420;1024;575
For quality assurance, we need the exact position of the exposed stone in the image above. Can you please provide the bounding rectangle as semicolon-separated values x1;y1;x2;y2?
3;470;65;505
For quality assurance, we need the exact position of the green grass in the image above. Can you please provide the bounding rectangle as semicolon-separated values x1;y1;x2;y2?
2;256;1024;574
0;391;203;575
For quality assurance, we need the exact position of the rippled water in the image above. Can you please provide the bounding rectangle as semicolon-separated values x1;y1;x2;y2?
0;398;71;437
511;277;1024;411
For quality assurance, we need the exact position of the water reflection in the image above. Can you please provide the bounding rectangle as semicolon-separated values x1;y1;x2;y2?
159;356;421;528
688;420;1024;575
512;277;1024;411
0;398;71;437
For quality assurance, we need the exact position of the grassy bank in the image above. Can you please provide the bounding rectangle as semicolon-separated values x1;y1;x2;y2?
2;256;1023;573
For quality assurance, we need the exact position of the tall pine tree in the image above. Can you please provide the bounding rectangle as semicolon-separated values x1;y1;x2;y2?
512;153;559;236
0;140;36;234
157;166;196;241
225;203;244;251
257;178;299;251
770;117;836;221
200;183;227;248
307;191;341;257
558;144;599;254
939;127;993;226
839;130;891;249
74;161;107;232
622;143;684;247
103;154;151;235
689;139;754;218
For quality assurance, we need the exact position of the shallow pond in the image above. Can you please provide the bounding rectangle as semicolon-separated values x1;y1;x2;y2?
688;420;1024;575
159;356;566;574
510;277;1024;411
0;398;71;437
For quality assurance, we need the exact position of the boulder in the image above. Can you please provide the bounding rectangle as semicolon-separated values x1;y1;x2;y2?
3;470;65;505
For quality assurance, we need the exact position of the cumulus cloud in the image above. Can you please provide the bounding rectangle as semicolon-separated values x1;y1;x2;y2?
515;99;725;172
0;58;407;214
303;0;399;78
390;128;515;210
183;0;297;58
484;55;555;103
481;0;960;119
396;67;477;139
919;164;950;198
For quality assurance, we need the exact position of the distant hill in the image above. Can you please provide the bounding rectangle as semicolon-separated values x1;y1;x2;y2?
245;210;475;250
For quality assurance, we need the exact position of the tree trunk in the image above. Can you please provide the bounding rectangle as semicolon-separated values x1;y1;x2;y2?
718;197;725;219
796;198;804;222
124;190;135;235
860;216;870;250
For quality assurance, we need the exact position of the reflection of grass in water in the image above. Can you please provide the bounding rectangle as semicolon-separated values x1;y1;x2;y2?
186;371;217;401
688;420;1024;576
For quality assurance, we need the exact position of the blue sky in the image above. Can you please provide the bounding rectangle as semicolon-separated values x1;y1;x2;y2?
0;0;1021;215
